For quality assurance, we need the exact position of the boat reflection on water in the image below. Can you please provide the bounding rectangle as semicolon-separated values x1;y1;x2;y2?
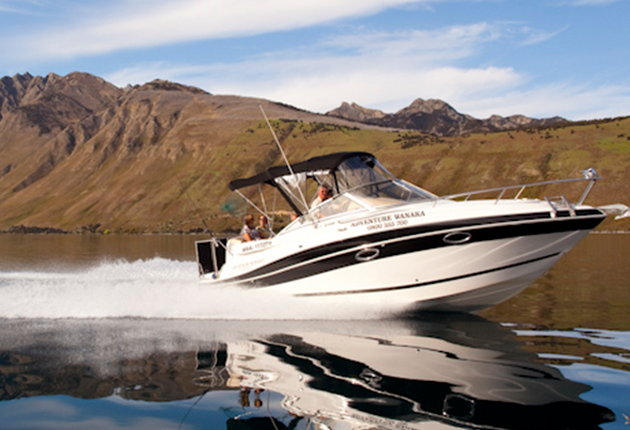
225;313;615;430
0;314;615;430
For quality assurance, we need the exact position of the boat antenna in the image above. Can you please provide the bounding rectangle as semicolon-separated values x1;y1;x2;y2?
174;173;214;236
259;105;309;211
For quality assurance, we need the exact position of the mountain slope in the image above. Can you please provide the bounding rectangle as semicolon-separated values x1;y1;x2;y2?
0;72;628;233
0;73;384;232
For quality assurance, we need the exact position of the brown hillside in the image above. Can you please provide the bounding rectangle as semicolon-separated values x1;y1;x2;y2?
0;73;385;233
0;72;628;233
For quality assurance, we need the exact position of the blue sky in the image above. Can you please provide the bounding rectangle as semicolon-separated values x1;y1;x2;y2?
0;0;628;120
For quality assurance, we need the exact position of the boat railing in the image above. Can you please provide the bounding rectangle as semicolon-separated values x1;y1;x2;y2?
437;168;601;207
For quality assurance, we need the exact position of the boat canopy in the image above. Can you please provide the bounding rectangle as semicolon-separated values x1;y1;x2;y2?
228;152;435;217
228;152;373;191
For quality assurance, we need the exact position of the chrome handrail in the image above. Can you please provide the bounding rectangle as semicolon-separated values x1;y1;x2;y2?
436;168;601;206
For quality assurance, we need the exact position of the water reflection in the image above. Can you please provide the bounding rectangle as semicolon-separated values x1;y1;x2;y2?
0;314;615;430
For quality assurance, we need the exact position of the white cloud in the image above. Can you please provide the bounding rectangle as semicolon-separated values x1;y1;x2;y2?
519;25;568;46
105;23;523;114
6;0;625;121
6;0;436;60
105;30;630;121
457;82;630;120
328;22;502;57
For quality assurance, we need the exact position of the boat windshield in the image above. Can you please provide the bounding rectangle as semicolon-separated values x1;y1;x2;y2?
273;154;435;218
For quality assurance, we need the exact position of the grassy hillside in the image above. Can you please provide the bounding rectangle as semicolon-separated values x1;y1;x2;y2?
225;117;630;232
2;114;630;234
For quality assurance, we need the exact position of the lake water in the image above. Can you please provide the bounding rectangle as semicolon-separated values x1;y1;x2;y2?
0;233;628;429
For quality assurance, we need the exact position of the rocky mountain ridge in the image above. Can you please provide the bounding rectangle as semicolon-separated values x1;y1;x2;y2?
0;71;385;232
0;71;627;233
327;99;567;136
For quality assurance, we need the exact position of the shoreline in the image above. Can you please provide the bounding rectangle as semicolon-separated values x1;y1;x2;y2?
1;225;628;235
0;225;221;236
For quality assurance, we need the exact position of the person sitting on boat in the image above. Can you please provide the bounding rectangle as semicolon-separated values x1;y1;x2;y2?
256;215;271;239
310;185;332;208
240;214;260;242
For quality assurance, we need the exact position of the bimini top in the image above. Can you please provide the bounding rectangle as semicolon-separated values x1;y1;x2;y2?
228;152;374;191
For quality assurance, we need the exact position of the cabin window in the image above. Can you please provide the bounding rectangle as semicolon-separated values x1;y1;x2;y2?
309;194;364;219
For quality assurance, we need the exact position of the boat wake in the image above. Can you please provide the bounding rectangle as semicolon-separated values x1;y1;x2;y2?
0;258;392;320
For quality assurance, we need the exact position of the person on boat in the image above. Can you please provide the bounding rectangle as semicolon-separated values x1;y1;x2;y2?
256;215;271;239
310;185;332;208
240;214;260;241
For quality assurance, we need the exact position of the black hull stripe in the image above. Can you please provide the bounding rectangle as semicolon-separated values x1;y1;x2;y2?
295;252;562;297
238;212;551;280
222;211;604;288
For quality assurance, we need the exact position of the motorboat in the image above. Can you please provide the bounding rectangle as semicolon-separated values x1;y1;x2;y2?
196;151;607;312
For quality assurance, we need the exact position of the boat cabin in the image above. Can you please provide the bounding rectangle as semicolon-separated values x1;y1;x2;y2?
229;152;436;221
196;152;436;276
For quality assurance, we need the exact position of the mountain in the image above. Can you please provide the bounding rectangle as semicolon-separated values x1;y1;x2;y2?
0;72;628;233
325;102;387;123
326;98;567;137
0;72;121;193
0;72;383;233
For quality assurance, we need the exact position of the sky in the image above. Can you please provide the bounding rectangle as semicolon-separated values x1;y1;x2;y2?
0;0;628;120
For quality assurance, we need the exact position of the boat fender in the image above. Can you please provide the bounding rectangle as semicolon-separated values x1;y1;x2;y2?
443;231;472;245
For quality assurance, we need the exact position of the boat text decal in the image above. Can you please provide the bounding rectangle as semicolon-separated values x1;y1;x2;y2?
350;210;425;231
242;240;272;252
233;259;265;270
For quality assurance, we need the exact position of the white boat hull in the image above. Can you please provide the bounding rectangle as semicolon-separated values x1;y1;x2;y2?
200;201;604;312
247;231;583;312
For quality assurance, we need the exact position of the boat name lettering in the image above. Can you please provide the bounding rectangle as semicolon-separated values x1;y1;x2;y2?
350;211;425;230
351;215;393;227
241;241;272;252
394;210;425;220
254;241;272;250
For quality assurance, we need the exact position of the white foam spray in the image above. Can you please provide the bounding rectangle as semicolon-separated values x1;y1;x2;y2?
0;258;397;320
